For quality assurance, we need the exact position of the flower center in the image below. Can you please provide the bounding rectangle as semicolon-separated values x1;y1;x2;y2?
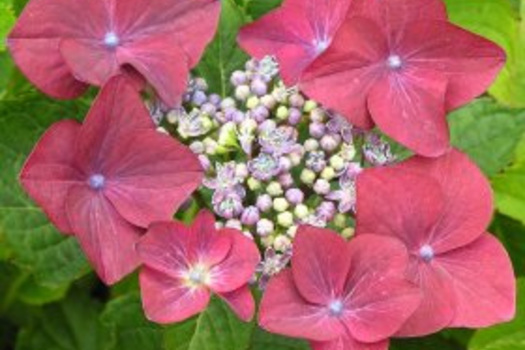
184;264;211;288
88;174;106;190
313;38;331;55
387;54;403;70
419;244;435;262
328;300;344;317
104;32;120;48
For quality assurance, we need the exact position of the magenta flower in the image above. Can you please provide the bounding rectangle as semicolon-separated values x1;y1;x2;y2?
7;0;220;107
138;210;260;323
356;149;516;336
20;76;203;285
300;0;505;156
238;0;352;85
259;226;421;350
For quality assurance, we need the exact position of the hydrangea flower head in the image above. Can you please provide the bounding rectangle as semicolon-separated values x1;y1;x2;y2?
7;0;220;106
301;0;505;156
20;76;203;284
259;226;421;350
356;149;516;336
238;0;352;85
138;210;260;323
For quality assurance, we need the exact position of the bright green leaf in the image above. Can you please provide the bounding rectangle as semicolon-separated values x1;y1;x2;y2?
246;0;282;19
468;279;525;350
0;2;15;52
449;98;525;177
195;0;249;96
444;0;525;107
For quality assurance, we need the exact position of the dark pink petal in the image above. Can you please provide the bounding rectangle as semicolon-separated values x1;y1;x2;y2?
238;0;352;85
342;235;421;343
259;269;346;342
74;76;155;173
66;186;142;285
403;21;506;110
19;120;83;233
7;39;88;99
209;229;260;293
301;17;387;129
218;285;255;322
6;0;107;98
356;168;444;252
60;39;120;86
291;226;352;305
103;130;202;228
138;215;232;280
396;260;455;337
117;36;190;107
312;336;389;350
349;0;447;29
114;0;220;67
399;150;493;252
368;67;449;157
440;233;516;328
140;267;210;324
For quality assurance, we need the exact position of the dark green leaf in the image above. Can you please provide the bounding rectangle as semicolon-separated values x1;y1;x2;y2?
491;214;525;276
449;98;525;177
195;0;249;96
246;0;283;19
248;329;310;350
0;94;91;287
16;290;105;350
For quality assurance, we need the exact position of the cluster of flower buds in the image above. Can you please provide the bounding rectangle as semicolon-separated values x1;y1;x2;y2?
155;57;396;288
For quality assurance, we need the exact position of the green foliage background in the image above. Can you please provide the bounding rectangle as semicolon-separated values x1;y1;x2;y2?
0;0;525;349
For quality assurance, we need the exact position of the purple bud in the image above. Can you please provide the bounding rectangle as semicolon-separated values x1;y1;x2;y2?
224;107;237;122
278;157;292;172
252;105;269;122
241;206;260;226
256;219;274;237
201;102;217;115
231;70;247;86
278;173;294;188
198;154;211;171
258;120;277;133
289;94;305;108
306;151;327;173
233;110;246;123
213;191;243;219
251;79;268;96
320;134;341;153
313;179;331;195
285;188;304;205
257;194;273;212
192;90;207;106
208;93;222;106
316;201;336;221
309;122;326;139
288;108;302;125
214;111;227;123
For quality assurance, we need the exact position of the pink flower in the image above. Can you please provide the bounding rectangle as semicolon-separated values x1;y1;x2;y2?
19;76;203;285
356;149;516;336
137;210;260;323
301;0;505;156
7;0;220;107
238;0;352;85
259;226;421;350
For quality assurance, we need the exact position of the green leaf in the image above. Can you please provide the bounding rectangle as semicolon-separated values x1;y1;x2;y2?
492;135;525;225
468;278;525;350
100;293;164;350
16;290;105;350
449;98;525;177
187;297;255;350
195;0;249;96
391;333;466;350
248;329;310;350
491;214;525;276
246;0;283;19
444;0;525;107
0;94;91;287
0;2;15;52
